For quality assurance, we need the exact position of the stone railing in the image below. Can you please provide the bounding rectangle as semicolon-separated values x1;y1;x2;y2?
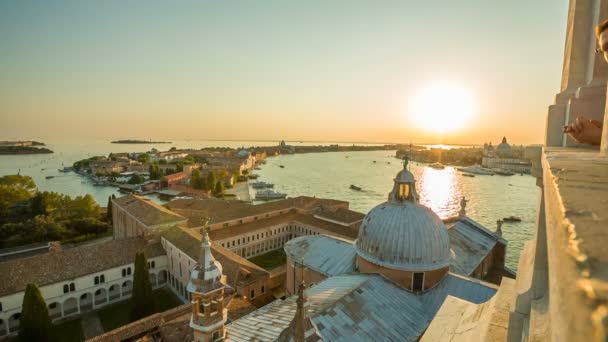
509;146;608;341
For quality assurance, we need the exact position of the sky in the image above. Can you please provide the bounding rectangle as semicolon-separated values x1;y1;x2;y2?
0;0;569;145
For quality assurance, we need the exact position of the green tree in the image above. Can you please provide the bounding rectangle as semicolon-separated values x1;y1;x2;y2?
130;252;156;321
190;169;203;189
19;283;53;342
149;164;162;180
206;171;216;191
66;194;100;219
0;175;37;224
30;192;48;217
137;153;151;164
107;195;113;221
214;180;224;196
128;174;145;184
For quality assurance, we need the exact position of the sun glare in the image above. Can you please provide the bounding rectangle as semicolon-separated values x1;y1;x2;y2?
410;82;477;134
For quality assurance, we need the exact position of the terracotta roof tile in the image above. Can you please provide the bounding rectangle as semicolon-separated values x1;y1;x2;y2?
0;237;164;296
113;195;187;226
160;227;269;289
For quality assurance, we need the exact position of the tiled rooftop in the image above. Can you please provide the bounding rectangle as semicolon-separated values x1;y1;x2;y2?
113;195;187;227
0;237;164;297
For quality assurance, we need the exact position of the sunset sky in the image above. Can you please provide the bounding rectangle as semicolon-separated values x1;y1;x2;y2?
0;1;568;145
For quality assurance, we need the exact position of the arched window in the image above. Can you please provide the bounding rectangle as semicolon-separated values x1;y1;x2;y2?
94;276;99;285
63;285;69;294
122;269;126;277
127;267;132;275
100;275;105;283
69;283;75;292
398;184;411;201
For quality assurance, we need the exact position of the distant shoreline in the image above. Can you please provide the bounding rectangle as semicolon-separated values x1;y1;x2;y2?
0;146;53;155
111;140;172;144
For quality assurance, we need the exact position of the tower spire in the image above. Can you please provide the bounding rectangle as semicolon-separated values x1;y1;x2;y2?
188;217;230;341
278;281;319;342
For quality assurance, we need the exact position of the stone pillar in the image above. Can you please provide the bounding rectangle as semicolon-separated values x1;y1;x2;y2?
547;0;608;147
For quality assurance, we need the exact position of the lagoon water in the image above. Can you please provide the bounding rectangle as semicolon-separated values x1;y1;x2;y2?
0;141;538;270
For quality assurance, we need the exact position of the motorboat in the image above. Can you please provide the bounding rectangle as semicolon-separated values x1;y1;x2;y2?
456;165;495;175
492;168;515;176
45;176;54;179
462;173;475;177
252;181;274;189
429;162;445;170
255;190;287;200
350;185;362;191
279;165;285;168
503;216;522;222
248;174;260;179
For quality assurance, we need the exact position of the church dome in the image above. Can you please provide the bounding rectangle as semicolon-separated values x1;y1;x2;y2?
496;136;511;151
355;159;451;271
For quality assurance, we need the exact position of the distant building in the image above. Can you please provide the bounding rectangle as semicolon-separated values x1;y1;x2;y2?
482;137;531;173
160;172;189;188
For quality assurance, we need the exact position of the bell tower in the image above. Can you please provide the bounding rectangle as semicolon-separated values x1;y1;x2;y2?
188;220;229;342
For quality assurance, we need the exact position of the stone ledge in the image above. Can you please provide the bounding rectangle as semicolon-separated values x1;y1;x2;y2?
542;147;608;341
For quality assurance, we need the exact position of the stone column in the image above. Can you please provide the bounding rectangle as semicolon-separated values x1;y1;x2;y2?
547;0;607;146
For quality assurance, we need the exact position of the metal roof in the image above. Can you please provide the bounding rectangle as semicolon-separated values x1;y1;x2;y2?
284;235;356;276
446;217;499;276
225;273;497;341
355;202;451;271
419;273;498;317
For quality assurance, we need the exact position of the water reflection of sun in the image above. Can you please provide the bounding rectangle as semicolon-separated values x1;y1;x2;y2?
417;167;459;218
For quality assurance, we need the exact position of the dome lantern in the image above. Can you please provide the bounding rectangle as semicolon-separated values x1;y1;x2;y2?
388;157;418;203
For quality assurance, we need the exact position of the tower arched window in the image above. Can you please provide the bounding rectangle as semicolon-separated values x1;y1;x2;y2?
398;184;411;201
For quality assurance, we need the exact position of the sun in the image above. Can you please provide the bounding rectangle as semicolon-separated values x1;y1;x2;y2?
409;81;477;134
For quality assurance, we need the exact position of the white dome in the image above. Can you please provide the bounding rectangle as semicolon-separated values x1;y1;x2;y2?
355;159;451;271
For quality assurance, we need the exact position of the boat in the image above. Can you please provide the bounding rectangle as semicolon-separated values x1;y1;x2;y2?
252;181;274;189
255;190;287;200
492;168;515;176
429;162;445;170
462;173;475;177
456;165;495;175
279;165;285;168
254;167;261;170
503;216;522;222
350;185;362;191
248;174;260;179
373;161;377;163
45;176;54;179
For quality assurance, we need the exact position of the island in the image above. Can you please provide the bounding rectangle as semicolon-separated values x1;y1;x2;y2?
111;140;172;144
0;141;53;154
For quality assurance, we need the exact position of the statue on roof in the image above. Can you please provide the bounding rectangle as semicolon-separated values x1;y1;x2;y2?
402;155;409;169
459;197;469;217
496;219;503;238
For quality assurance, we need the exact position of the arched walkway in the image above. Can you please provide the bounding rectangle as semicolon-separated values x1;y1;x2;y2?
158;270;167;285
48;301;62;320
149;272;157;287
63;297;78;316
79;292;93;312
0;318;7;336
8;313;20;334
122;280;133;296
94;288;107;306
108;284;120;301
